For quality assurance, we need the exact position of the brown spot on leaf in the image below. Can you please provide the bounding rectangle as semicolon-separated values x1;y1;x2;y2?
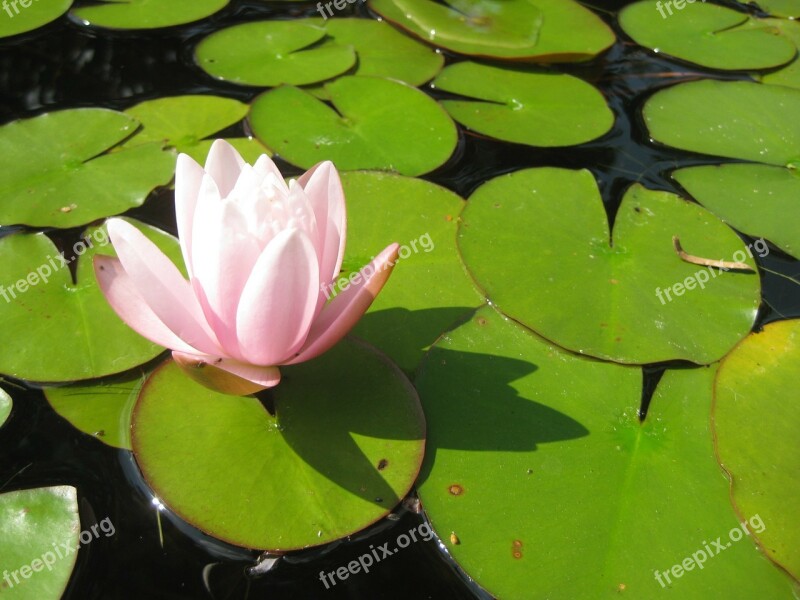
448;484;464;496
450;532;460;545
377;458;388;471
475;316;487;326
512;539;523;559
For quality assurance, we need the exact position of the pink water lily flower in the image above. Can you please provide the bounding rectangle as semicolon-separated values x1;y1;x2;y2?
95;140;399;395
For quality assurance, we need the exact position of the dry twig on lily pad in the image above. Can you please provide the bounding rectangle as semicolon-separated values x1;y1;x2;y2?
672;236;754;272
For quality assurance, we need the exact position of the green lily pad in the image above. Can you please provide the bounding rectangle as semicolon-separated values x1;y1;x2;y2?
312;18;442;87
132;338;425;550
0;108;174;228
416;307;798;599
0;387;10;427
71;0;228;30
459;169;760;364
644;80;800;168
369;0;614;61
674;163;800;260
194;21;355;87
121;95;270;165
619;1;796;71
0;219;181;383
713;319;800;580
752;0;800;17
340;171;482;373
432;61;613;146
0;486;79;600
44;374;144;450
250;77;457;176
760;18;800;90
0;0;71;39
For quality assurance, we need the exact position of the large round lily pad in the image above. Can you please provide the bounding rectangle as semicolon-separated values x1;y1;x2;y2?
122;95;270;165
0;220;181;382
250;76;457;176
0;108;174;228
713;319;800;580
195;21;355;87
0;387;10;427
644;80;800;168
132;338;425;550
0;486;80;600
416;307;798;599
340;171;483;373
369;0;615;61
619;1;796;71
45;374;144;450
674;163;800;260
0;0;71;39
432;61;613;146
71;0;228;30
459;168;760;364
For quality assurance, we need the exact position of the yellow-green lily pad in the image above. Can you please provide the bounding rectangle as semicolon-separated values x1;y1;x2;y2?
713;319;800;580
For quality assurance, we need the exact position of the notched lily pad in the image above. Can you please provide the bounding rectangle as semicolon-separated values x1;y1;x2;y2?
369;0;615;61
132;338;425;550
195;20;356;87
459;168;760;364
0;486;80;600
0;108;174;228
713;319;800;580
619;1;796;71
432;61;613;146
71;0;229;30
250;76;457;176
0;219;181;382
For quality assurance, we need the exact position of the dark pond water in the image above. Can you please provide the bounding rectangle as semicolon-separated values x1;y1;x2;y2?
1;0;798;598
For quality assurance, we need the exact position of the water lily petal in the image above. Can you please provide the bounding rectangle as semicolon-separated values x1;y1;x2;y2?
236;228;320;365
253;153;289;194
173;351;280;395
107;218;221;356
174;153;206;279
191;189;259;360
94;255;200;355
288;243;399;365
205;139;246;198
299;161;347;286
